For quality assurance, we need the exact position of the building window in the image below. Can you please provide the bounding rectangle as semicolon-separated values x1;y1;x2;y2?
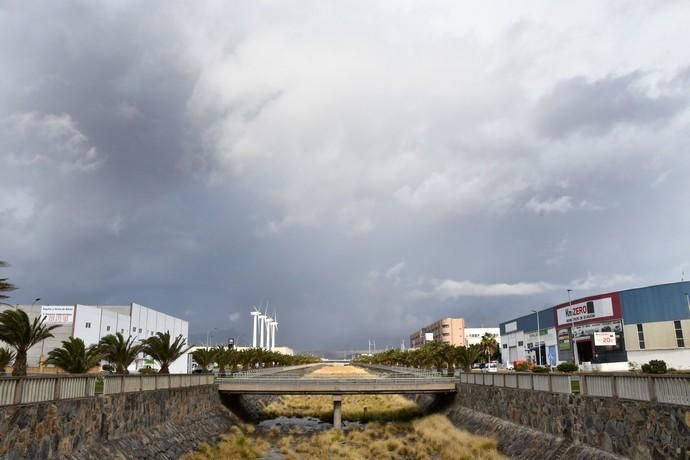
85;322;91;329
637;324;645;349
121;329;124;334
517;341;523;347
133;326;136;332
139;328;142;333
442;333;450;336
106;326;111;332
502;344;507;349
442;324;449;328
674;321;685;347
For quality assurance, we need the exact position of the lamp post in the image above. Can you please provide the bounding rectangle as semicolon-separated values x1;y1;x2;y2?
531;310;541;366
206;327;218;348
567;289;578;367
685;293;690;315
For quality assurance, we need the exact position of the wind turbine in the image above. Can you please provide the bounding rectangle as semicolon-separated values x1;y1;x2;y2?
258;306;267;349
271;311;278;351
264;308;273;350
250;307;261;348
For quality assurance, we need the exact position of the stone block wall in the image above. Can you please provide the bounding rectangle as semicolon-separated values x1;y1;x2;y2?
0;384;238;459
452;382;690;459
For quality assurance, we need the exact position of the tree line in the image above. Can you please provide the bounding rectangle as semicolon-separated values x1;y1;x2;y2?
353;334;499;375
0;261;318;376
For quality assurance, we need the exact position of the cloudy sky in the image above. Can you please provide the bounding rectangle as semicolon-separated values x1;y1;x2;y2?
1;1;689;352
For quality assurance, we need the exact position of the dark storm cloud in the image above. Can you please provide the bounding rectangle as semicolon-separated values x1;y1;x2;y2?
2;1;690;351
535;71;689;138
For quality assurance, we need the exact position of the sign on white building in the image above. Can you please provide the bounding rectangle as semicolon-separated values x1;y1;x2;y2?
40;305;75;323
594;331;616;346
556;297;614;326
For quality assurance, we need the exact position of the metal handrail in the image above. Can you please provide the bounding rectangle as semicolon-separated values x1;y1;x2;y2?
216;377;455;384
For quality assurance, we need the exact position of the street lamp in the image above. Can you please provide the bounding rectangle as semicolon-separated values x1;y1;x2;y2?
531;309;541;366
685;293;690;315
567;289;578;367
206;327;218;348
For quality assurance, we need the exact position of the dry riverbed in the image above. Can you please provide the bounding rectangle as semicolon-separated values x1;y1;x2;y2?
184;364;503;460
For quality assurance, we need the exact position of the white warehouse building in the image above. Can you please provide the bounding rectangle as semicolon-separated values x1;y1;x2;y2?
0;302;190;373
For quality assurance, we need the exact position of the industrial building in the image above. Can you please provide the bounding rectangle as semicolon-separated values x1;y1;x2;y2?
499;281;690;371
0;302;190;373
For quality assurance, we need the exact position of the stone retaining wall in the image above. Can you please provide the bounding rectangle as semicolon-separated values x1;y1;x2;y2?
453;382;690;459
0;384;239;459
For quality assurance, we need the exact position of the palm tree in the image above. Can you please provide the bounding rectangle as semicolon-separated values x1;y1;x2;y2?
191;348;217;374
46;337;103;374
99;332;143;374
454;344;483;372
141;331;190;374
214;346;239;376
0;347;15;375
0;309;59;376
0;261;17;300
479;332;498;363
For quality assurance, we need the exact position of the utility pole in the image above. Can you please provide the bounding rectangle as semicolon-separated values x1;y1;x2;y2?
567;289;578;367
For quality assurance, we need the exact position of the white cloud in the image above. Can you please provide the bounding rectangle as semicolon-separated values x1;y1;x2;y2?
421;272;639;300
228;312;241;322
429;279;557;299
526;196;573;214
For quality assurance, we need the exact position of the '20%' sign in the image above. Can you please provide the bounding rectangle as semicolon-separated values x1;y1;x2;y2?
594;332;616;346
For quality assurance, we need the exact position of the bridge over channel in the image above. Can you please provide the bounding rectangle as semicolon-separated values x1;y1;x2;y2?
216;375;457;428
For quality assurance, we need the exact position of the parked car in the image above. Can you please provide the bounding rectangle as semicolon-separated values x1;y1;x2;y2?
486;361;498;373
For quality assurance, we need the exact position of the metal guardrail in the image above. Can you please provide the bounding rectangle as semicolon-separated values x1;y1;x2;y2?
227;363;321;378
102;374;214;395
457;371;690;406
216;377;454;384
0;375;99;405
0;373;216;406
354;363;443;377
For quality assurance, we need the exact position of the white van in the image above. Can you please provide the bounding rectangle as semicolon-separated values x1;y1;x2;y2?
487;361;498;373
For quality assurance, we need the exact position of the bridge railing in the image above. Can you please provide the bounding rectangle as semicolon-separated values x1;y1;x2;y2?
102;373;215;395
227;363;321;378
0;374;99;405
458;372;690;406
353;363;443;377
0;373;216;406
216;376;454;384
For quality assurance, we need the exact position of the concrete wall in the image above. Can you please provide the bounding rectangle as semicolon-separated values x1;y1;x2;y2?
451;382;690;459
0;384;238;459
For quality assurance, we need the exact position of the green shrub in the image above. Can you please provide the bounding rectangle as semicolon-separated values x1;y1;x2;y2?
138;367;157;374
641;360;667;374
556;362;578;373
531;366;550;373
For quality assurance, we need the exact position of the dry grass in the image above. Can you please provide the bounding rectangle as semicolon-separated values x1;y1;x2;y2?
187;416;503;459
306;364;372;378
184;364;502;459
261;393;421;422
263;365;421;422
181;425;269;460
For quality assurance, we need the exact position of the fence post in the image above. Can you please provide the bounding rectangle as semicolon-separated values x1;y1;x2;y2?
647;376;657;402
13;378;24;405
547;374;553;393
121;375;126;395
54;376;62;400
139;375;143;392
530;374;534;390
611;375;618;398
579;375;587;396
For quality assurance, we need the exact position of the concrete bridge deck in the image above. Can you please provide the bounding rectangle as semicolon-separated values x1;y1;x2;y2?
216;377;457;395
